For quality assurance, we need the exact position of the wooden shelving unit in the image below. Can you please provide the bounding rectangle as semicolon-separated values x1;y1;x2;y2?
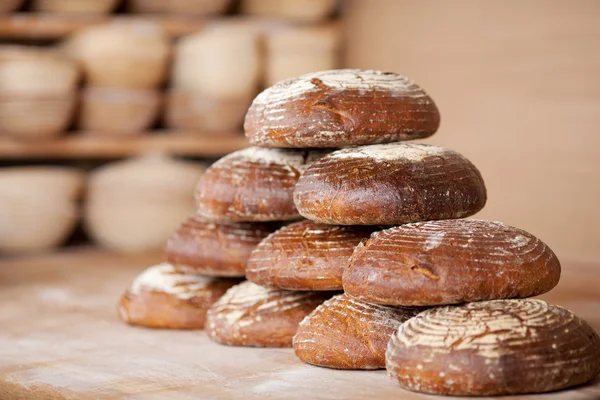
0;132;249;159
0;13;205;39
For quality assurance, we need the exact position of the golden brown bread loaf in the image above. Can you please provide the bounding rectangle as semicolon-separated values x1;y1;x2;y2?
294;143;486;225
386;299;600;396
206;281;330;347
195;147;326;222
118;263;239;329
343;219;561;306
244;69;439;148
246;220;373;290
293;294;422;369
165;216;280;277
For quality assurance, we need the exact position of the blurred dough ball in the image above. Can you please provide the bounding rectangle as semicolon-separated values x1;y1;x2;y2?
264;23;341;86
63;23;170;89
240;0;337;22
129;0;232;16
0;45;79;140
85;155;206;253
0;167;84;254
172;21;261;99
31;0;121;14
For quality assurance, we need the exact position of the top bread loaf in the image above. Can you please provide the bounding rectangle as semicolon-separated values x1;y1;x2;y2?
244;69;440;148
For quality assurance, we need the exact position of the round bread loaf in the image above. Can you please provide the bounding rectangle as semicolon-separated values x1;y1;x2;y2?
246;220;373;290
206;281;329;347
244;69;439;148
343;219;561;306
293;294;422;369
118;263;238;329
386;299;600;396
294;143;486;225
196;147;326;222
165;216;280;277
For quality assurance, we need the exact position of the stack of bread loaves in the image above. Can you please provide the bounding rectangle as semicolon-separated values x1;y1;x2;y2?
240;69;600;396
118;68;600;396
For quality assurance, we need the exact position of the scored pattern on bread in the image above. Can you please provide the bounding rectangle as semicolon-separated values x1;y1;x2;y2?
244;69;440;148
129;262;218;300
119;263;239;329
343;219;561;306
386;299;600;396
166;216;279;277
293;294;423;369
246;220;373;290
294;143;487;225
195;146;327;222
206;281;330;347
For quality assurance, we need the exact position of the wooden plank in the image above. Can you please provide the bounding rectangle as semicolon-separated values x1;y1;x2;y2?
0;13;205;39
0;132;249;159
0;248;598;399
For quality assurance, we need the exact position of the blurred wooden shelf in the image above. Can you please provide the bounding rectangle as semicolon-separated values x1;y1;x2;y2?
0;13;206;39
0;132;249;159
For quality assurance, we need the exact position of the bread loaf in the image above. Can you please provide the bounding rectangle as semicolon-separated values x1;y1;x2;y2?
244;69;440;148
344;219;561;306
64;23;170;89
196;147;326;222
246;220;373;290
129;0;231;15
32;0;119;13
78;87;161;134
164;90;252;133
166;217;280;277
294;143;486;225
119;263;239;329
386;299;600;395
206;281;330;347
293;294;422;369
240;0;337;22
264;24;341;87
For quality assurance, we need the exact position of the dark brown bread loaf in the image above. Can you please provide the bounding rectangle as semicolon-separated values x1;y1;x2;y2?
165;216;279;277
206;281;330;347
195;146;325;222
293;294;423;369
118;263;239;329
343;219;561;306
246;220;374;290
386;299;600;396
244;69;440;148
293;143;486;225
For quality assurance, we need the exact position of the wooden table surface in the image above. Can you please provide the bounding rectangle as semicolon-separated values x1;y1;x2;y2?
0;248;599;400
